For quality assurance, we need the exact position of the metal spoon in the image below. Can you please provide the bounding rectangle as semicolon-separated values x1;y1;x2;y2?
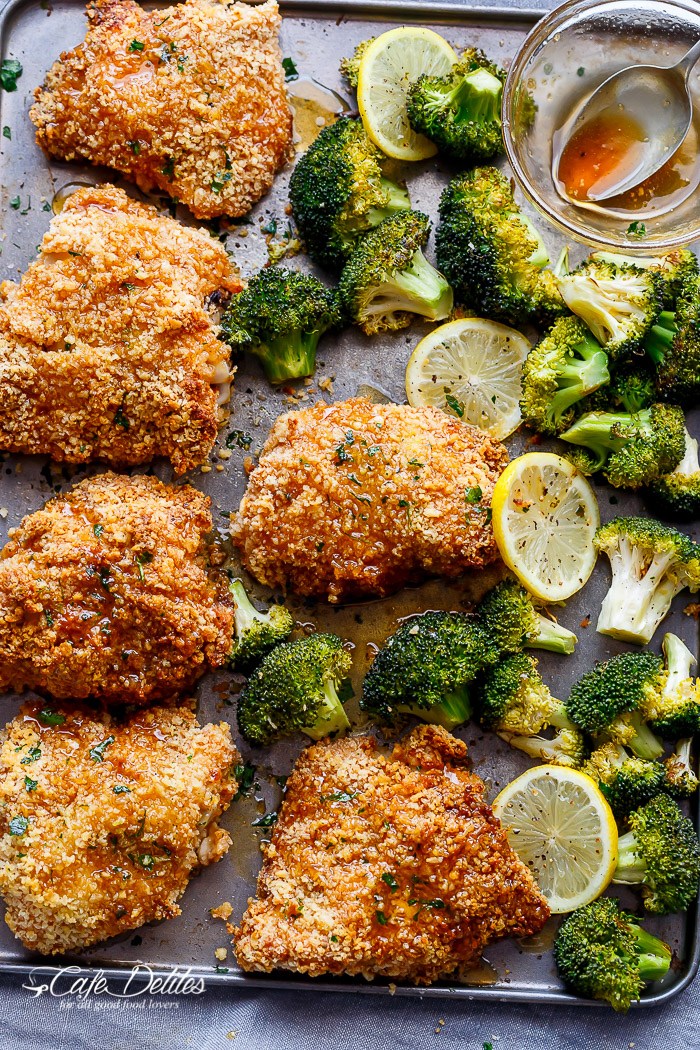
560;37;700;202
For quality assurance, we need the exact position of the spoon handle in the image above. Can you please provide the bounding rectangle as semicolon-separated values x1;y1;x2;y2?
679;37;700;81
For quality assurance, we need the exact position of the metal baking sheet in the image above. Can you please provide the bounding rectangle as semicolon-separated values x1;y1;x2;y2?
0;0;698;1007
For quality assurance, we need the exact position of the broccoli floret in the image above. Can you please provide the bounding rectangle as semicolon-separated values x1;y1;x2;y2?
339;37;376;88
664;737;699;799
566;650;663;743
644;280;700;404
221;267;340;384
613;794;700;914
237;633;351;745
406;49;506;164
477;577;578;655
554;897;672;1012
556;259;662;363
648;426;700;521
289;118;411;271
603;710;664;761
594;516;700;644
435;167;565;327
338;211;453;335
590;249;698;309
499;726;587;767
582;359;656;415
361;611;496;729
583;741;667;817
520;316;610;435
229;579;294;670
642;632;700;738
559;405;685;489
478;652;573;734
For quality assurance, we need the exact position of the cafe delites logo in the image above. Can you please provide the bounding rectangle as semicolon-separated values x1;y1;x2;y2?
22;964;206;1010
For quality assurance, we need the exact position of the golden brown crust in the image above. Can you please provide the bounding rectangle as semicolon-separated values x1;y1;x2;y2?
30;0;293;220
0;184;241;473
234;725;550;983
0;699;239;954
0;472;234;704
231;397;509;602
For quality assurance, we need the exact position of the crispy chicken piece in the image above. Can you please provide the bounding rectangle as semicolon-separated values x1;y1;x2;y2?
30;0;293;220
0;472;233;704
0;184;241;473
234;725;549;982
0;698;238;954
231;397;508;602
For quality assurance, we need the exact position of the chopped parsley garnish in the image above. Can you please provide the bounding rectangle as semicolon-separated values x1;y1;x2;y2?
134;550;153;581
9;815;28;836
113;406;129;429
320;790;358;804
24;776;38;792
445;393;464;417
89;736;115;762
282;56;298;80
38;708;65;726
465;486;483;504
44;609;54;628
129;851;155;870
234;762;256;800
252;811;278;828
225;429;252;450
261;218;277;235
2;125;10;139
381;872;398;891
1;59;22;92
375;910;388;925
128;140;141;155
161;156;175;177
21;747;41;765
128;40;145;52
211;171;232;194
93;524;104;538
627;220;647;238
9;196;20;210
113;785;131;794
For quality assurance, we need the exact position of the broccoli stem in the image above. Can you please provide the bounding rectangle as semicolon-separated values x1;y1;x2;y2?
644;311;677;366
614;831;648;884
448;67;502;123
517;216;549;269
596;541;681;644
529;611;578;654
304;679;351;741
252;331;322;384
398;685;472;731
548;338;610;423
625;712;664;761
560;411;638;471
663;632;696;692
634;926;673;980
230;578;261;636
367;178;412;227
366;248;453;322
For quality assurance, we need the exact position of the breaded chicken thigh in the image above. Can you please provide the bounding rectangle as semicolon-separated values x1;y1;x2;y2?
0;699;238;954
231;398;508;602
30;0;293;219
234;725;549;982
0;473;233;704
0;184;241;473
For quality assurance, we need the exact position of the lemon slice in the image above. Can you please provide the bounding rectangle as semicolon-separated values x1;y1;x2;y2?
493;765;618;914
357;28;457;161
405;318;530;440
491;452;599;603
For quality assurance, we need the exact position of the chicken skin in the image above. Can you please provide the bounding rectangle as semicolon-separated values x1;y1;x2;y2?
231;398;509;602
0;473;233;705
0;699;238;954
30;0;293;220
234;725;550;983
0;184;241;473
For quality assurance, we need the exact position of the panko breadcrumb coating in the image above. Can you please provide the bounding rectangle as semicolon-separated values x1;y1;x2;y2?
231;398;508;602
0;184;241;473
0;472;233;704
0;699;238;955
30;0;293;220
234;725;550;982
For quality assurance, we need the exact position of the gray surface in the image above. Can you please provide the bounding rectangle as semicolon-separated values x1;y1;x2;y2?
0;0;698;1043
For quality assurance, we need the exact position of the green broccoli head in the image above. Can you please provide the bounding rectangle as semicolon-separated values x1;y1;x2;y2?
566;650;663;734
338;210;453;335
406;49;506;164
360;611;497;730
559;404;685;490
229;579;294;670
664;737;699;799
644;274;700;404
221;267;341;384
642;632;700;738
478;652;572;735
288;117;411;271
520;315;610;435
583;741;666;817
590;248;698;309
339;37;376;88
594;516;700;644
648;426;700;521
556;259;662;363
614;793;700;914
554;897;672;1011
435;167;565;327
581;358;656;415
237;633;352;745
499;725;587;768
477;577;578;655
603;710;664;761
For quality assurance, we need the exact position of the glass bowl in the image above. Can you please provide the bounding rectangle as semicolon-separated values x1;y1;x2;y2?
502;0;700;252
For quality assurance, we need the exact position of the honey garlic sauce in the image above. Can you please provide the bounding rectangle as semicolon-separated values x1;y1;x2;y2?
556;107;648;201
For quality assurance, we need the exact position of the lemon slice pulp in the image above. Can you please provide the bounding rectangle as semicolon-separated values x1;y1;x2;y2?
493;765;618;914
357;28;457;161
491;452;599;603
405;317;530;440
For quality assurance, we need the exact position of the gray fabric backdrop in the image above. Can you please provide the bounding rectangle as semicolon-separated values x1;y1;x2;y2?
0;0;698;1045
